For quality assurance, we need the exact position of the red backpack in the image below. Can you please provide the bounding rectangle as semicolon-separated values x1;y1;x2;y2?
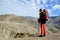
45;9;49;21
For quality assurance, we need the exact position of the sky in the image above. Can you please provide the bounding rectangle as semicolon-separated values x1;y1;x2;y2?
0;0;60;17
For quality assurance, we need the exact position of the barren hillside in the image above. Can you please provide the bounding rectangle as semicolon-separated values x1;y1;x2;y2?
0;14;60;40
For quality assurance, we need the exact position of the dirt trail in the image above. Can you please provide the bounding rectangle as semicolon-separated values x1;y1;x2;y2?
0;32;60;40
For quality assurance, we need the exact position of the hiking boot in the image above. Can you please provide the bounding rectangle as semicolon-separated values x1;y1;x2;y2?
38;35;43;37
43;34;46;37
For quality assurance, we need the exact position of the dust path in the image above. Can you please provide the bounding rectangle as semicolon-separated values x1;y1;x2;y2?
0;32;60;40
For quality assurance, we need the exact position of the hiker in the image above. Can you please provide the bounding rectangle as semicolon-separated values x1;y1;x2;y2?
38;9;49;37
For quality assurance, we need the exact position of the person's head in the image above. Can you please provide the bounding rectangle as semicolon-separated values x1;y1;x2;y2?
43;9;46;12
39;9;42;12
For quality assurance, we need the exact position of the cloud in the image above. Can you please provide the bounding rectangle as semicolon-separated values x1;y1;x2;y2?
39;0;49;8
47;9;53;16
36;0;41;5
41;0;47;4
0;0;60;17
50;0;59;2
50;0;53;2
47;9;52;13
53;4;60;10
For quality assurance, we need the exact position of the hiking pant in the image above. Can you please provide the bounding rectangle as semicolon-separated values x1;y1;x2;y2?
40;23;46;36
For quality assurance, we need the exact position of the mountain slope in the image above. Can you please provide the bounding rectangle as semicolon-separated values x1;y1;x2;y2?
0;14;38;38
0;14;60;38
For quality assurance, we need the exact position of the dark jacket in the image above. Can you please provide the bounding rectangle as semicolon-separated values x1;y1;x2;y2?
38;11;48;24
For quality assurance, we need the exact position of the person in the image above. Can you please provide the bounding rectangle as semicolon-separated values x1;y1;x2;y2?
38;9;49;37
38;9;42;23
